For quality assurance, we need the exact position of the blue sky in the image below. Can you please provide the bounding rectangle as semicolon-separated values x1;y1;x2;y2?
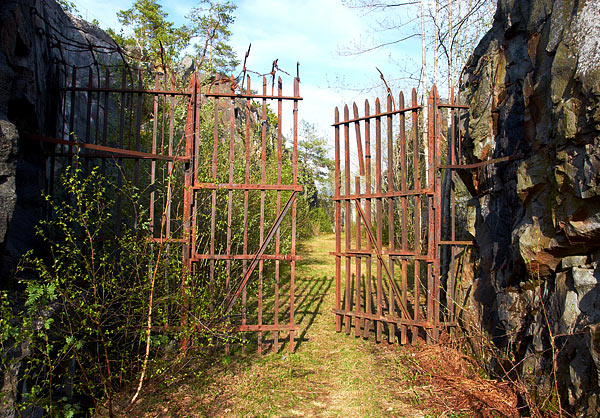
73;0;424;148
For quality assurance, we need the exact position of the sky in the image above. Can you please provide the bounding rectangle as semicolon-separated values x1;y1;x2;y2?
72;0;426;151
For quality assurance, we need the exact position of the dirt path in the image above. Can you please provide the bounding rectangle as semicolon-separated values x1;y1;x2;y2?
127;234;518;417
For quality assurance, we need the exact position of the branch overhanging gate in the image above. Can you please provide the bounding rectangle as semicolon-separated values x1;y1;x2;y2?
332;86;471;344
31;62;302;353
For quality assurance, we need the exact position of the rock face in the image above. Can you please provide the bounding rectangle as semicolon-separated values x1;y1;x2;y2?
1;1;123;414
0;0;123;285
460;0;600;415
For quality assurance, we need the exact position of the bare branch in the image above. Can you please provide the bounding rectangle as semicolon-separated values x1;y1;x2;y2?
340;33;420;56
376;67;396;110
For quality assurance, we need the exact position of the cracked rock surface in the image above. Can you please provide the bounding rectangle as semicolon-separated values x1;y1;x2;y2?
459;0;600;415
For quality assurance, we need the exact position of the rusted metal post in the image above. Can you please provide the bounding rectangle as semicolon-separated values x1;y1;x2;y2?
335;107;342;333
290;73;300;352
432;86;441;343
274;77;283;351
355;175;362;337
386;94;396;344
398;92;408;345
411;88;420;344
258;76;267;354
101;68;109;175
181;73;197;352
150;74;159;237
375;98;383;343
242;76;252;333
344;104;352;335
134;70;143;190
353;102;365;176
68;66;76;163
363;99;372;339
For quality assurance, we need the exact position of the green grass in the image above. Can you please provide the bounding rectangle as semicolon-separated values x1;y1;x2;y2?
120;234;489;418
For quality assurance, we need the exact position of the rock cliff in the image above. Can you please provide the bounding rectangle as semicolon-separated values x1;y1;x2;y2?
1;1;124;414
460;0;600;415
0;0;123;284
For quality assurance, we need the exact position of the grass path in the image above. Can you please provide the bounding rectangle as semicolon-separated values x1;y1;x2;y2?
143;234;428;418
205;233;426;418
127;234;516;417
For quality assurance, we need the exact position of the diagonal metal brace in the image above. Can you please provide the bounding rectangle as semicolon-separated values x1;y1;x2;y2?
222;191;297;314
353;199;411;320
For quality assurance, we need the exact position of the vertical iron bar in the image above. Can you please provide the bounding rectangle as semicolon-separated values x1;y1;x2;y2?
194;79;201;187
363;99;372;339
85;68;93;170
411;89;420;344
85;68;93;174
101;68;109;176
352;103;362;337
210;97;219;304
399;92;408;345
115;69;125;237
386;94;395;344
354;176;362;337
226;91;235;340
335;107;342;333
449;89;457;323
134;70;143;190
192;76;201;261
94;69;101;170
274;77;283;351
344;104;351;335
68;66;76;164
290;74;299;352
183;74;197;351
375;99;383;343
242;76;251;329
258;77;267;354
150;74;159;237
166;75;175;239
353;103;365;176
426;88;435;343
432;86;441;342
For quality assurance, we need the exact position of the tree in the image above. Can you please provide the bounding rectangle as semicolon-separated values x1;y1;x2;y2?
116;0;189;69
298;121;334;209
111;0;238;74
342;0;496;99
187;0;239;74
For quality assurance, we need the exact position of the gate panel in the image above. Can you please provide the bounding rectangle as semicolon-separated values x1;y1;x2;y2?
333;86;464;344
189;74;302;353
30;61;302;354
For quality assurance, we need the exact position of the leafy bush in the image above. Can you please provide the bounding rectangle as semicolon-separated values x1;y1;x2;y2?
0;161;206;415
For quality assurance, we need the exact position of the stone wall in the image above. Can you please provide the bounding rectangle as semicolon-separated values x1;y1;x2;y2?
459;0;600;415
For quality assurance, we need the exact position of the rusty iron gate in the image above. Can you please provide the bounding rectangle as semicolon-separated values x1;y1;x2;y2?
28;62;301;353
332;86;470;344
195;73;302;353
